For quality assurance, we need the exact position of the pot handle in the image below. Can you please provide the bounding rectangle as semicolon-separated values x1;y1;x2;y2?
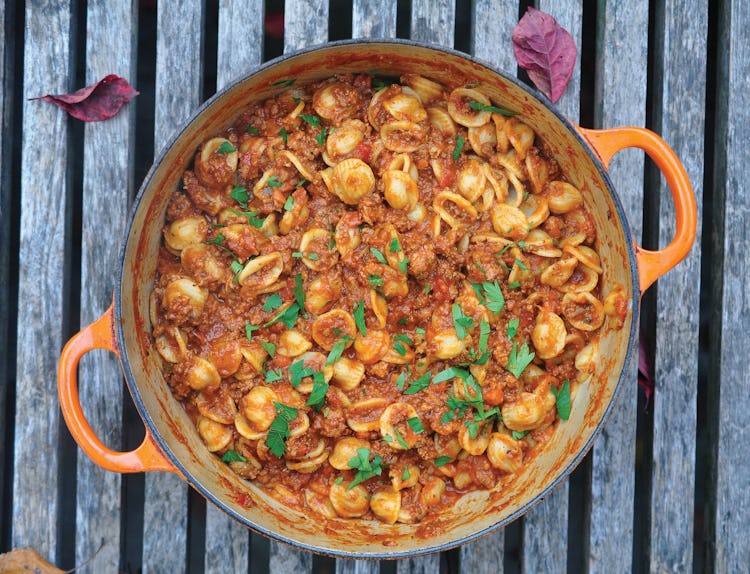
58;303;178;474
577;126;697;294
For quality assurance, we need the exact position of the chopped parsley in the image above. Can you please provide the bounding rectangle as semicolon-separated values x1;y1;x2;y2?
506;318;520;339
551;380;571;420
278;127;289;144
402;467;411;480
398;258;409;274
217;141;236;154
300;114;321;127
205;233;225;247
506;341;535;378
262;293;283;312
245;323;259;341
326;336;352;366
306;371;329;410
370;247;387;264
347;448;383;490
283;196;295;211
512;430;530;440
230;260;244;282
393;341;407;356
415;327;426;335
270;78;296;87
293;273;305;310
353;299;367;336
246;125;260;135
395;371;408;391
468;100;516;116
230;185;250;207
508;281;522;290
265;368;283;382
452;134;465;161
515;258;529;271
394;428;409;449
265;402;298;458
221;450;247;463
315;127;328;146
367;274;384;288
389;237;401;253
229;208;265;228
434;455;453;467
452;303;474;339
407;417;424;434
264;303;300;329
289;359;316;388
267;175;283;188
292;251;319;260
260;340;277;357
404;371;432;395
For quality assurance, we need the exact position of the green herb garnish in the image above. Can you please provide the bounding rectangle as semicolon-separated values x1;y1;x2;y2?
217;141;236;154
551;380;571;420
265;402;298;457
347;448;383;489
468;100;515;116
354;299;367;336
506;341;535;378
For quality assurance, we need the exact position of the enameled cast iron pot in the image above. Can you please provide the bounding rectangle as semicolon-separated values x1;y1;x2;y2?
58;40;696;558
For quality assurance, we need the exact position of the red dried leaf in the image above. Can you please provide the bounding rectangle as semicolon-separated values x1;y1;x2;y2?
32;74;138;122
512;7;577;103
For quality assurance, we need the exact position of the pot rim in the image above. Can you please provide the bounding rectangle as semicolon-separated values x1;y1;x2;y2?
114;38;640;559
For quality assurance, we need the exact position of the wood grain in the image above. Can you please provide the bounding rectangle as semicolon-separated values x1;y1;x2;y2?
335;558;380;574
517;3;581;572
12;0;71;561
284;0;329;53
75;1;136;572
217;0;263;89
352;0;397;39
202;3;264;571
648;0;706;571
589;1;648;572
396;555;441;574
0;0;8;547
411;0;454;47
143;2;204;571
712;1;750;571
269;540;313;573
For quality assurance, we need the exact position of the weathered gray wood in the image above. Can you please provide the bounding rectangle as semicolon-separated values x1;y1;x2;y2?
713;1;750;571
411;0;454;47
75;1;136;572
648;0;706;571
203;3;264;571
518;3;581;572
12;0;71;561
0;0;8;546
269;540;313;573
284;0;329;53
336;558;380;574
589;1;648;572
217;0;263;89
463;3;520;569
143;2;204;571
471;0;517;73
352;0;397;39
396;555;441;574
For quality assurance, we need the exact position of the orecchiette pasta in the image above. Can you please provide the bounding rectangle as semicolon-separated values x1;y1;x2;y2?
153;72;625;526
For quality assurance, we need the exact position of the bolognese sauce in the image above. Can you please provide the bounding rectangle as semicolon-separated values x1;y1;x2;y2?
150;73;627;524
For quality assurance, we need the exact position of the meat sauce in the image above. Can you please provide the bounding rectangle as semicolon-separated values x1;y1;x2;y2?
150;73;627;525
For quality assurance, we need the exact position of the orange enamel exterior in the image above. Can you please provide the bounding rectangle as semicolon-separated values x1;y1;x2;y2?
577;126;697;294
57;302;177;474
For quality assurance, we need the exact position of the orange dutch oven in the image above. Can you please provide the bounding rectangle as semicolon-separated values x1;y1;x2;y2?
57;40;696;558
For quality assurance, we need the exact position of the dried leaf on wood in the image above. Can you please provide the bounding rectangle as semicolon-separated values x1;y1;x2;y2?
0;547;65;573
31;74;138;122
512;7;577;103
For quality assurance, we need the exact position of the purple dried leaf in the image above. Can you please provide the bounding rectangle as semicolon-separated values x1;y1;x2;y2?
31;74;138;122
512;7;577;103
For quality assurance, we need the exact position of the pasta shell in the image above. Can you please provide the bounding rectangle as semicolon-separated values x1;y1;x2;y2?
532;310;567;359
562;292;605;331
329;437;370;470
330;158;376;205
197;416;233;452
447;87;492;127
312;309;356;351
380;121;426;153
347;398;388;433
370;489;401;524
380;403;420;450
164;217;208;254
426;106;457;137
456;159;486;203
402;74;444;104
490;204;529;240
433;191;478;229
547;181;584;214
329;481;369;518
383;169;419;210
383;92;427;123
487;433;524;473
237;252;284;289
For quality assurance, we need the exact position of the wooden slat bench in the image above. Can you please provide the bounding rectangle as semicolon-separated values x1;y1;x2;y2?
1;0;746;572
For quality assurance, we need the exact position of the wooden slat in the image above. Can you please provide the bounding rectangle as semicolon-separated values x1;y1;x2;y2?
12;0;71;561
518;3;581;572
352;0;397;39
411;0;454;47
284;0;329;53
396;556;441;574
0;0;8;547
143;2;204;571
216;0;264;89
588;1;648;572
202;2;265;572
268;2;330;571
336;558;379;574
648;0;706;571
713;1;750;570
75;1;136;572
462;2;520;569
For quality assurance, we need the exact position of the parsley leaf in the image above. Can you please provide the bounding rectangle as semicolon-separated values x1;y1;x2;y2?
512;430;530;440
264;303;300;329
300;114;320;127
389;237;401;253
551;379;571;420
265;368;283;382
292;273;305;310
245;323;259;341
407;417;424;434
453;134;465;161
265;402;298;457
398;258;409;274
246;125;260;135
394;428;409;449
262;293;283;312
395;371;408;391
402;467;411;480
452;303;474;339
217;141;236;154
205;233;225;247
393;342;406;356
434;455;453;467
270;78;296;87
515;258;528;271
326;336;352;366
433;366;471;385
508;281;521;290
221;450;247;463
289;359;316;388
506;318;520;339
367;274;383;288
370;247;387;264
278;127;289;144
283;196;294;211
230;185;250;207
482;280;505;314
315;127;328;146
306;372;329;410
347;448;383;490
415;327;426;335
229;208;265;228
230;260;244;282
424;283;432;295
267;175;282;188
260;340;276;357
353;299;367;336
394;334;414;346
404;371;432;395
506;341;535;378
468;100;516;116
